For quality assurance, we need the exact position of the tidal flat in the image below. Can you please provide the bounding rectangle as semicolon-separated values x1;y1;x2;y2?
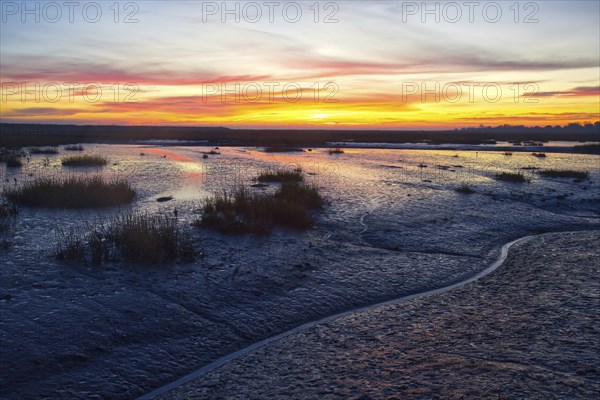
1;144;599;399
164;231;600;399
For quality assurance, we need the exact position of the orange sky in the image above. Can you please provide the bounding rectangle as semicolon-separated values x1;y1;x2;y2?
1;1;599;129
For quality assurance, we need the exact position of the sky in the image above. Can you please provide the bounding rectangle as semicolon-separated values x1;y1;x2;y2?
1;0;599;129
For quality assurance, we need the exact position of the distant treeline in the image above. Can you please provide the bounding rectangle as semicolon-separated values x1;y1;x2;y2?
1;122;598;148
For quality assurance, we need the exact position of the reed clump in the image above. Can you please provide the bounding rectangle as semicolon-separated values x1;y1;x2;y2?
61;154;107;166
56;213;195;264
199;171;323;234
538;169;589;180
495;171;530;183
5;176;135;208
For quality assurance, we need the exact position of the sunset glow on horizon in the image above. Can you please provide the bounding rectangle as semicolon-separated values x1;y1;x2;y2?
1;1;599;129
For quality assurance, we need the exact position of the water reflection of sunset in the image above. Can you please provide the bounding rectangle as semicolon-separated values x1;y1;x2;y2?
139;147;205;177
139;148;197;162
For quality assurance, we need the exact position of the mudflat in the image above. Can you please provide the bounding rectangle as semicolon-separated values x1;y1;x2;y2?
165;230;600;399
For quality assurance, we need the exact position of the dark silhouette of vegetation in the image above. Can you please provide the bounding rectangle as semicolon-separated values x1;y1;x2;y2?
102;213;194;264
1;150;26;161
61;154;107;166
64;145;84;151
199;171;323;235
538;170;589;179
573;143;600;154
495;171;529;183
55;229;86;262
275;182;323;209
3;155;23;167
5;176;135;208
2;150;25;167
56;213;195;264
328;147;344;154
30;147;59;155
0;202;18;232
455;185;475;194
1;122;598;149
0;202;17;219
522;141;544;146
257;169;303;183
198;187;273;235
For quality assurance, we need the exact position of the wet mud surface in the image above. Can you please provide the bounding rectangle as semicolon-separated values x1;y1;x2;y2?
165;231;600;400
1;145;598;399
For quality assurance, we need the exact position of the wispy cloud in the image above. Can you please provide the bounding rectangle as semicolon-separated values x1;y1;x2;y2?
525;86;600;97
0;58;273;86
1;1;598;127
2;107;86;117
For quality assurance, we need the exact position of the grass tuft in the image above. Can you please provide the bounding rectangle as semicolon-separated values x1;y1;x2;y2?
200;172;323;235
30;147;59;155
4;155;23;167
104;213;195;264
1;150;26;161
0;203;18;219
275;181;323;209
328;147;344;154
64;145;84;151
5;176;135;208
495;171;529;183
538;169;589;179
199;187;274;235
573;143;600;154
1;150;26;167
61;154;107;166
257;169;303;183
455;185;475;194
56;213;195;264
0;202;18;232
55;229;86;262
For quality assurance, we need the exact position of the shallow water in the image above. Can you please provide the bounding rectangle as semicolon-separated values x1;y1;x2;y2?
1;144;599;399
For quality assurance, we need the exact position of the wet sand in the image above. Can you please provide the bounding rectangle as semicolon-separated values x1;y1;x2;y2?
163;230;600;399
